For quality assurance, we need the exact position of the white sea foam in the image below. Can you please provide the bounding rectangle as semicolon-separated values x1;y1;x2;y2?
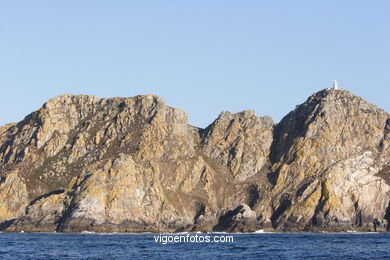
81;231;95;234
254;229;265;233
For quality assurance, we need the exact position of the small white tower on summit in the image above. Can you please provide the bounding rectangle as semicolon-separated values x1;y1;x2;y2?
333;80;339;90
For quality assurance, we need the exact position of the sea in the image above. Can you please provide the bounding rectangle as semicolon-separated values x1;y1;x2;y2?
0;232;389;259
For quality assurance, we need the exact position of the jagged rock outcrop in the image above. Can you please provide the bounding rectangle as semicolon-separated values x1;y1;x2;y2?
201;110;274;181
269;89;390;231
0;88;389;232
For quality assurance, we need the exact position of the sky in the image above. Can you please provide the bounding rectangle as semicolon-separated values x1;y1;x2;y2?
0;1;389;128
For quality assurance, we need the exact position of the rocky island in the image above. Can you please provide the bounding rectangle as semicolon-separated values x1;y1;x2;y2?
0;88;389;233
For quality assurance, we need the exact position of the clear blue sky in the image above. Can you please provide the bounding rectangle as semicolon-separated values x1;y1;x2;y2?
0;1;389;128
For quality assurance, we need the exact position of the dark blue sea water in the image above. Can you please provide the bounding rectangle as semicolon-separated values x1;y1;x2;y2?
0;232;389;259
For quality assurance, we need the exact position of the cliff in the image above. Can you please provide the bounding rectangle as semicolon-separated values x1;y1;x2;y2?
0;89;389;232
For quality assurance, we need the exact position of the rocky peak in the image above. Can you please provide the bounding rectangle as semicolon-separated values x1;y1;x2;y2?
269;88;390;231
201;110;274;180
271;89;389;164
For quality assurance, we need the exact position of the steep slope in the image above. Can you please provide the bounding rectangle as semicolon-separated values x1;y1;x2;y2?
269;88;390;231
201;110;274;181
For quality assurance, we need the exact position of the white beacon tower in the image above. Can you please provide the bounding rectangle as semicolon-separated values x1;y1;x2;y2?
333;80;339;90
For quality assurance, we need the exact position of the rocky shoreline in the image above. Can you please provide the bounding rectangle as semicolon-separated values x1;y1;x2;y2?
0;88;389;233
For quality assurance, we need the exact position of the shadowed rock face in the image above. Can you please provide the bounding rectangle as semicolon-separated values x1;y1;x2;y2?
0;89;389;232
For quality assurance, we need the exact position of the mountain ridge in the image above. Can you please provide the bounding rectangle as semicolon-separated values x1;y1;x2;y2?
0;88;389;232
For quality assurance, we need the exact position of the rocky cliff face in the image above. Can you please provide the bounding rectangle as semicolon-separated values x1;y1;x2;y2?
0;89;389;232
269;89;390;231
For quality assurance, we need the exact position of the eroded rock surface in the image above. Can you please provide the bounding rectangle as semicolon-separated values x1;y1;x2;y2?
0;89;389;232
269;89;390;231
